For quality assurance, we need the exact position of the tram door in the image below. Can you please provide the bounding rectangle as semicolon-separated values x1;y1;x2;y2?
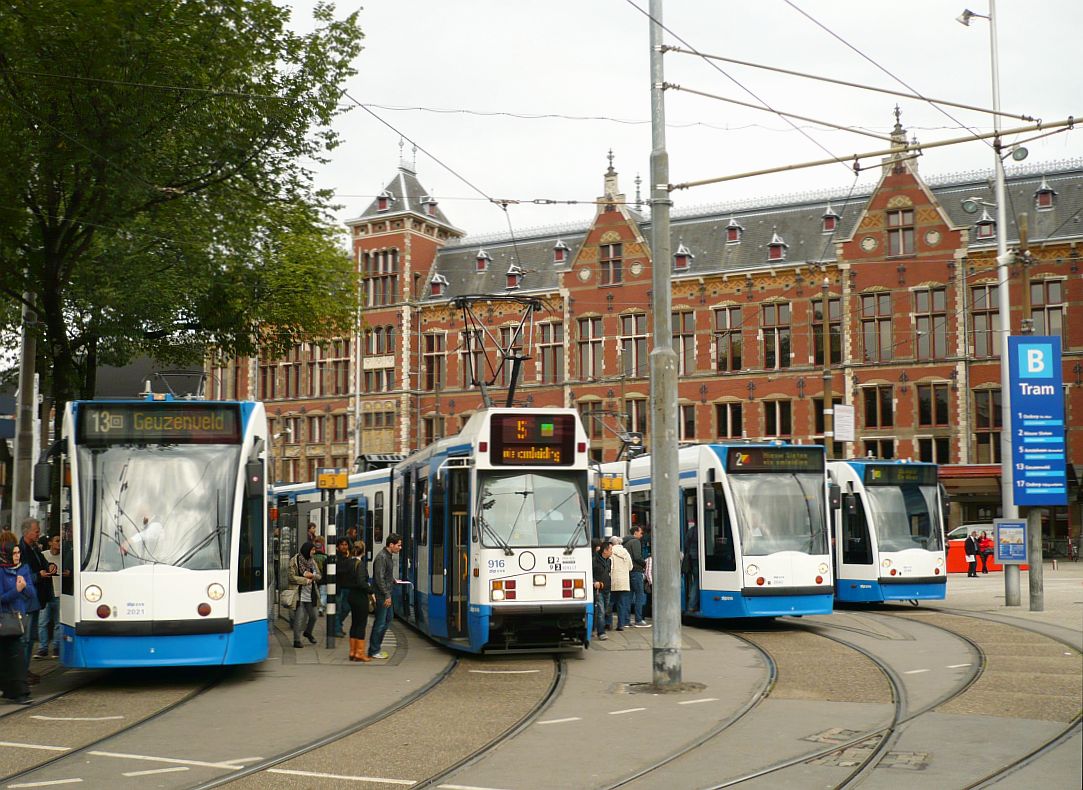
447;468;470;640
840;493;874;567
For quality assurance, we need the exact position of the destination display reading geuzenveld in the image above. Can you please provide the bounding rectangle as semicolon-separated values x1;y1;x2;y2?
77;403;242;444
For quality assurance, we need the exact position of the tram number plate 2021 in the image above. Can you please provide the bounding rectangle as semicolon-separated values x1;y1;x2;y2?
125;603;146;616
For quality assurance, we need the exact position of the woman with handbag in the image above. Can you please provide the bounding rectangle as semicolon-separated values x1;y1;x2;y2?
338;542;375;662
1;530;37;704
978;531;995;574
288;542;320;648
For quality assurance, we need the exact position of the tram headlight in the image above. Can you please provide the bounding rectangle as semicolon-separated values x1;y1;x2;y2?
881;559;892;570
745;564;759;577
936;556;945;567
207;583;225;601
534;574;546;586
84;585;102;603
818;563;829;575
491;589;506;602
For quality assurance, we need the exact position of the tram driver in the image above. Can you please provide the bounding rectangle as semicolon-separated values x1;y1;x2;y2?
120;514;164;559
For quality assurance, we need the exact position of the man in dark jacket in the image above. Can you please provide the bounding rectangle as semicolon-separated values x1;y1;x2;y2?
964;531;979;577
591;540;612;640
624;526;649;627
368;533;402;660
19;518;51;682
682;521;699;612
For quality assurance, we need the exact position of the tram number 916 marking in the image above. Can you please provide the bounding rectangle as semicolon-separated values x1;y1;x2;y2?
487;559;506;570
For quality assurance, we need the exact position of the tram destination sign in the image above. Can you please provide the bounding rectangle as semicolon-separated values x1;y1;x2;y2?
864;464;938;487
1007;336;1068;506
726;446;825;473
490;413;576;466
77;403;241;445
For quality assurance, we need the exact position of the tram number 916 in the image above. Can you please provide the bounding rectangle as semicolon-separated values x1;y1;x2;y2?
488;559;505;571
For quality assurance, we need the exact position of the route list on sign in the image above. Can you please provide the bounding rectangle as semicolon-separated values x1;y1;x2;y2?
1007;337;1068;507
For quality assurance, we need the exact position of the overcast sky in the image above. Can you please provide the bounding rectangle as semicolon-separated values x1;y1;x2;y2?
292;0;1083;241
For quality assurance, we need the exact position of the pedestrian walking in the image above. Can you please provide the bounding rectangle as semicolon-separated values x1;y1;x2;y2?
592;539;612;640
368;533;403;660
1;530;36;704
964;531;979;577
288;542;321;648
18;518;48;682
609;535;633;631
978;531;994;574
624;526;649;627
339;543;375;662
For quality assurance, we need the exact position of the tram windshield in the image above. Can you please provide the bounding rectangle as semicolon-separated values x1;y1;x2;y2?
864;484;943;552
728;473;828;556
476;471;588;549
76;444;239;571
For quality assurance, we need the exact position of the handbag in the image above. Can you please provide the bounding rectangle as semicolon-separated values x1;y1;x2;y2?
279;587;298;609
0;610;24;637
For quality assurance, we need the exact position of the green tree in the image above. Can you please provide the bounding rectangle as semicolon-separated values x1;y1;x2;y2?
0;0;363;406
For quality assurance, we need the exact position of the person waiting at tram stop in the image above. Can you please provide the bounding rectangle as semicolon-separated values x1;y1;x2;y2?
608;536;633;631
18;518;51;682
288;542;321;648
333;539;352;637
338;542;375;662
591;539;612;640
624;526;650;627
964;531;980;578
978;531;994;574
368;533;404;660
1;530;37;704
682;520;699;613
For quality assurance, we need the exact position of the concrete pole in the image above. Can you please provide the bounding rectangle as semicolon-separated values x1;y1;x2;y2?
1004;564;1020;606
648;0;681;688
11;291;37;526
1027;508;1044;611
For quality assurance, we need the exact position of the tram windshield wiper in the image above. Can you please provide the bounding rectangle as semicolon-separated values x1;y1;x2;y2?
173;525;228;568
477;513;513;556
563;517;587;556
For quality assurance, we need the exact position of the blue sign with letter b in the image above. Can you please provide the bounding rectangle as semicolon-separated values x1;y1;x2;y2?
1007;336;1067;506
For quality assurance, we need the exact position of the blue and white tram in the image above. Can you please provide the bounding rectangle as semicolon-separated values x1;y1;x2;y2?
602;443;834;618
394;408;594;652
828;460;947;603
34;395;270;668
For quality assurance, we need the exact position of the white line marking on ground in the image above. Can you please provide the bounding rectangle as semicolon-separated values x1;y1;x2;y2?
30;716;124;722
121;767;190;777
903;669;930;675
608;707;646;716
537;717;581;725
468;669;541;674
87;751;247;770
267;768;414;785
947;663;971;668
7;780;83;788
0;742;70;753
678;697;720;705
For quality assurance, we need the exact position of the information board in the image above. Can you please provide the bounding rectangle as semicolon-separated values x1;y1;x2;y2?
1007;336;1067;506
317;467;349;490
489;413;576;466
726;446;825;473
994;518;1027;565
77;403;241;445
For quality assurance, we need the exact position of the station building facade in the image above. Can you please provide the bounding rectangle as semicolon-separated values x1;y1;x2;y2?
211;131;1083;550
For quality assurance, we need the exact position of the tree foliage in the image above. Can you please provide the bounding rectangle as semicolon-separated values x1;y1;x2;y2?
0;0;363;402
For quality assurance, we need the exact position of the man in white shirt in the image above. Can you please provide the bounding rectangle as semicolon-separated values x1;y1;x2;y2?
121;515;164;560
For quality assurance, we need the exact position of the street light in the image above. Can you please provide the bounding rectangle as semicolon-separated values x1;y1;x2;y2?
959;0;1022;605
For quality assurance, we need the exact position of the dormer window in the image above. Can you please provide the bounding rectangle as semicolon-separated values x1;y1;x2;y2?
1034;177;1056;211
725;218;744;244
430;273;448;298
475;249;491;272
674;243;693;271
767;232;788;261
822;205;840;233
553;239;570;265
505;265;524;290
376;190;394;212
975;209;996;240
421;195;438;217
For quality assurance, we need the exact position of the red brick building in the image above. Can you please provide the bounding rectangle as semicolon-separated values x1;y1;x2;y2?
213;129;1082;549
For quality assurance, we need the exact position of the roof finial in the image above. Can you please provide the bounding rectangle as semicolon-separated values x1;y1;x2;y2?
606;148;616;175
412;143;417;171
634;173;642;210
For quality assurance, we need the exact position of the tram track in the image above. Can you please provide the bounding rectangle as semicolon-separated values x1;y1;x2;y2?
0;667;228;786
209;653;561;789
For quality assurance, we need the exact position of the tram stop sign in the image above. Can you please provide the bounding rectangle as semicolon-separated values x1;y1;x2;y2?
1007;337;1068;506
316;467;349;490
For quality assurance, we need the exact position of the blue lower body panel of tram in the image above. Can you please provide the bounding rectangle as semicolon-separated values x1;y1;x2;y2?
698;589;834;618
60;619;269;668
835;577;947;603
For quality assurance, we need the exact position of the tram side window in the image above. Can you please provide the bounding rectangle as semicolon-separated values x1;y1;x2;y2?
703;483;736;571
630;491;651;532
374;491;385;547
842;494;874;565
417;478;429;546
238;491;265;592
